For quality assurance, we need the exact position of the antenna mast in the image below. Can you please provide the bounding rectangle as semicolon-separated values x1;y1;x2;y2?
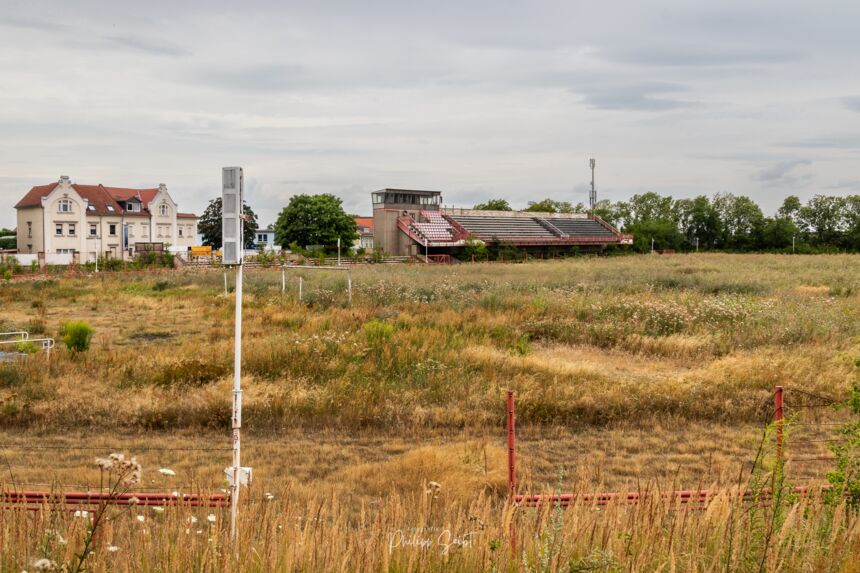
589;158;597;216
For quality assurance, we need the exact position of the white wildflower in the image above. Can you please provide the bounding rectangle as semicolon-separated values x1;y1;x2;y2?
189;516;198;523
136;515;145;523
207;514;216;523
264;492;275;501
158;468;176;476
128;497;140;505
107;545;119;553
31;559;57;572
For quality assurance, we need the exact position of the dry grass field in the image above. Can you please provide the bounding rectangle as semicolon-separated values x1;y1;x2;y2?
2;253;860;571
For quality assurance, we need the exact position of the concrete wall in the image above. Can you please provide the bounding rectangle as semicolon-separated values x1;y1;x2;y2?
373;208;424;255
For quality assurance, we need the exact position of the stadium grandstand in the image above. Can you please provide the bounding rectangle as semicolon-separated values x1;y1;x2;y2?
371;189;632;259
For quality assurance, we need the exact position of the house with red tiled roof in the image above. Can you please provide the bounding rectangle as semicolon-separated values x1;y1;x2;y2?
14;176;198;262
353;216;374;250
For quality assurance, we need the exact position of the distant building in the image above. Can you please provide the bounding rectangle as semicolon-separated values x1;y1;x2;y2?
353;216;374;250
14;176;198;263
371;188;632;257
254;226;279;251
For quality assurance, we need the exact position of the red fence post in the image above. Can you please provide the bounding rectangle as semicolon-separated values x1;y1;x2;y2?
775;385;784;464
507;390;517;558
507;391;516;495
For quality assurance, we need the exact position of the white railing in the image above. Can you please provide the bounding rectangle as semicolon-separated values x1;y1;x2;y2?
0;337;55;359
0;331;29;341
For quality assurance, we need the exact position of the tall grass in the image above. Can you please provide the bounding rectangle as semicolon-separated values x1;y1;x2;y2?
3;484;859;572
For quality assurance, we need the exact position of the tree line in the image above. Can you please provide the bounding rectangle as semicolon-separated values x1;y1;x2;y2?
475;193;860;253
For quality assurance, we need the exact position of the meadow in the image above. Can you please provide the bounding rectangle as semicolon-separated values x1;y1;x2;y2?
1;253;860;571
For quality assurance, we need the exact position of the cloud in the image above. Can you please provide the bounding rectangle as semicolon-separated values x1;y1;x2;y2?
601;45;798;68
752;159;813;188
843;96;860;112
827;180;860;191
785;136;860;150
573;82;697;111
104;35;187;57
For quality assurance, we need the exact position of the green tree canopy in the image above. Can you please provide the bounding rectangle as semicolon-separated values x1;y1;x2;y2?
524;199;575;213
274;194;357;251
198;198;259;248
473;199;512;211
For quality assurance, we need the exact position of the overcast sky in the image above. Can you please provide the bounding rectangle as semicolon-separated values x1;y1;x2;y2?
2;0;859;228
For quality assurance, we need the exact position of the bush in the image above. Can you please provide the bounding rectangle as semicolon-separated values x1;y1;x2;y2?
62;320;94;352
364;320;395;346
2;270;11;281
153;280;170;292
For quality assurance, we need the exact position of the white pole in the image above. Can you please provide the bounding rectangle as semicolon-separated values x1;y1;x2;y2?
337;238;341;267
230;263;243;540
792;235;796;254
696;237;699;253
281;267;286;293
224;271;228;295
347;268;352;306
651;238;654;254
299;276;303;301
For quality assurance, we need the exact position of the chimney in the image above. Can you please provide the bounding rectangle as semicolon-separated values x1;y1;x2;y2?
59;175;70;184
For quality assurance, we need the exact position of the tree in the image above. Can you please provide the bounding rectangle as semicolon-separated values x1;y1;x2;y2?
524;199;574;213
473;199;512;211
799;195;847;246
274;194;357;251
198;198;259;248
761;216;798;250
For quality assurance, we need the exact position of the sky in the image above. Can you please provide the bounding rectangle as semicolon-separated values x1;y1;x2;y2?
1;0;859;229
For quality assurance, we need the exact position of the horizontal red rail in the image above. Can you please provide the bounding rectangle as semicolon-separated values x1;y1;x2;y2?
515;486;832;508
2;490;228;509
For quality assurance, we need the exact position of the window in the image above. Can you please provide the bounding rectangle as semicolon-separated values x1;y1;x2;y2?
126;202;140;213
109;224;117;236
89;224;97;237
87;205;96;212
142;225;149;238
27;222;32;238
55;223;63;236
178;227;183;237
58;199;72;213
257;234;265;242
159;204;169;216
68;223;76;236
106;205;115;212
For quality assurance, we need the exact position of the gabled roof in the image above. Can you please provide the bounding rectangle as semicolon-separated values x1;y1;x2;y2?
15;180;196;218
354;217;374;232
14;184;59;208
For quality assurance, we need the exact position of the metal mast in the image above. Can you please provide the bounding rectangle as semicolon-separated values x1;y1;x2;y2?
589;158;597;216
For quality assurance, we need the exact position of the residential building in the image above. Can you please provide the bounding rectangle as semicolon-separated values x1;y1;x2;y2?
14;176;198;263
353;216;374;250
253;226;279;251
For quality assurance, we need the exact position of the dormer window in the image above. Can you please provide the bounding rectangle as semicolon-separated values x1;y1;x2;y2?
106;205;115;212
127;202;140;213
159;204;169;216
58;199;73;213
87;205;96;212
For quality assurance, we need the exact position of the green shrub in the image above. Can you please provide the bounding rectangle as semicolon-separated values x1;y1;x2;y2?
2;270;11;281
62;320;94;352
153;280;170;292
15;341;39;354
364;320;394;346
